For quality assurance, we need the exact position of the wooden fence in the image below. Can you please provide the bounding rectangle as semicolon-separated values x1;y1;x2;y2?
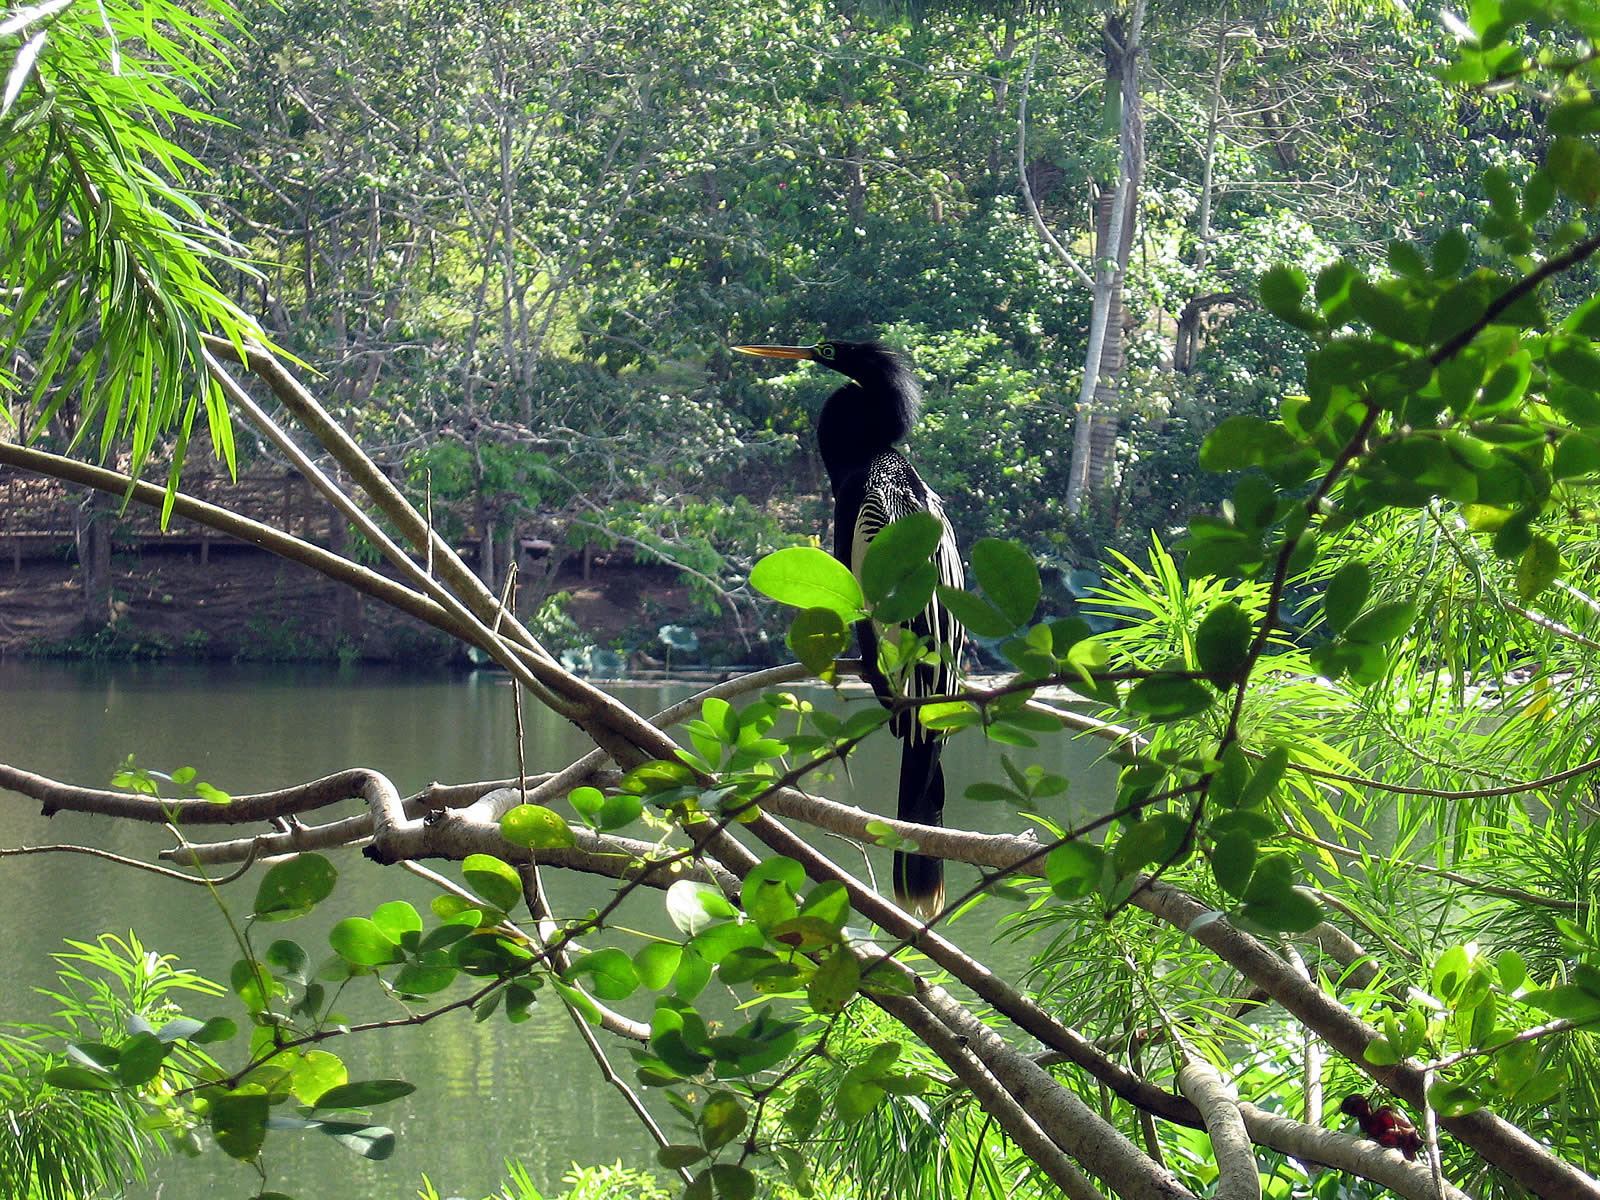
0;467;334;567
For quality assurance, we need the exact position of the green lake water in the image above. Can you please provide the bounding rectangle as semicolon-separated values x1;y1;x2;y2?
0;659;1112;1199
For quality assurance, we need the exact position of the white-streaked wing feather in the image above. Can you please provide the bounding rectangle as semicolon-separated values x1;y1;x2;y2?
852;452;965;743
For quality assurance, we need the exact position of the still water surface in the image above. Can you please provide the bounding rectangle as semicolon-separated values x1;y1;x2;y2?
0;660;1111;1199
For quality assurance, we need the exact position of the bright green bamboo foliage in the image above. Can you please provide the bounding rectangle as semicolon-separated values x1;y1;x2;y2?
2;0;274;495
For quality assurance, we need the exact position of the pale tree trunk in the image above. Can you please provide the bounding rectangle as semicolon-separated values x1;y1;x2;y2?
1175;23;1230;374
74;490;113;629
1064;0;1145;517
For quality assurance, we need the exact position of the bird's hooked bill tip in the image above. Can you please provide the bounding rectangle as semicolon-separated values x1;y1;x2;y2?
731;344;815;360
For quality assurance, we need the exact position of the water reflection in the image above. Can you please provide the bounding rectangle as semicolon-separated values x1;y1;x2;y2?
0;660;1112;1199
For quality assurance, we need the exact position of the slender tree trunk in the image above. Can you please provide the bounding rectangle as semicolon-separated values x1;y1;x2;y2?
74;490;113;629
1176;24;1229;374
1065;1;1145;516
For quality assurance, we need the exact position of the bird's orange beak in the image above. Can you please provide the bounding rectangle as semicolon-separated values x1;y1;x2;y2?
731;344;816;360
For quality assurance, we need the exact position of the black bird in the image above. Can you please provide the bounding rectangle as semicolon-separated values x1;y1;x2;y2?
733;339;964;915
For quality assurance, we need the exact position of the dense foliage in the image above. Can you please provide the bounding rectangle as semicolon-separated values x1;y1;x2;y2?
9;3;1600;1200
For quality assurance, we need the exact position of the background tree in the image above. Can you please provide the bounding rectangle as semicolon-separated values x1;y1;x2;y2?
8;3;1600;1200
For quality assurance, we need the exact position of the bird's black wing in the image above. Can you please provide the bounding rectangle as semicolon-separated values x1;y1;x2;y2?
850;452;964;736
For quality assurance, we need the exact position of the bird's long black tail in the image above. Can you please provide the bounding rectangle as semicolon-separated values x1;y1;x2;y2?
893;739;945;917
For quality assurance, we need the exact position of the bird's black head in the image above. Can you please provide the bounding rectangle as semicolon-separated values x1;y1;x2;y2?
732;339;922;461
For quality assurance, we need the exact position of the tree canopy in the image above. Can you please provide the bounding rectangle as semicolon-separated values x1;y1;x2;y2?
7;2;1600;1200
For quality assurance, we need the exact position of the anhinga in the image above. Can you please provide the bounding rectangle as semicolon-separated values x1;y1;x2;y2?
733;339;964;915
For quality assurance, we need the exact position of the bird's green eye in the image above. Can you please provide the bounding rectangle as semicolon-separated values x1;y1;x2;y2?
815;342;835;360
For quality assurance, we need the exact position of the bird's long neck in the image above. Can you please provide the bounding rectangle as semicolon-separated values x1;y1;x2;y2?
816;374;919;489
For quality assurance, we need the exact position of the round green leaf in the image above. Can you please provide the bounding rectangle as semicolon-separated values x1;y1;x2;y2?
699;1091;748;1151
1046;842;1104;899
565;948;641;1002
806;946;860;1015
750;547;864;620
462;853;524;913
252;853;337;922
370;901;422;946
859;512;943;604
1126;675;1215;722
1323;561;1371;634
787;606;849;679
634;942;683;991
500;804;577;850
328;918;403;968
211;1088;269;1161
1210;830;1257;899
935;585;1016;639
1195;602;1252;689
1343;600;1417;647
291;1051;348;1106
970;538;1040;628
1260;264;1320;331
666;880;736;936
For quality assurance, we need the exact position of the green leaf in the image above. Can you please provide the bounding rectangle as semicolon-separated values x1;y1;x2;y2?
597;792;643;830
1260;264;1321;331
252;854;337;922
1350;277;1426;344
934;585;1016;638
806;946;861;1015
659;1144;708;1169
462;853;523;913
211;1088;270;1161
1113;814;1190;875
312;1079;415;1111
859;512;942;604
1323;562;1371;634
666;880;737;936
690;1164;756;1200
1126;675;1214;722
1210;830;1257;899
1553;432;1600;480
1548;137;1600;207
328;918;404;968
970;539;1040;627
317;1120;397;1160
500;804;577;849
569;786;604;819
700;1091;748;1150
742;857;804;933
783;1084;824;1139
1515;535;1561;602
1343;600;1417;647
750;547;864;620
265;938;309;984
1195;602;1252;689
835;1074;886;1123
114;1033;170;1086
1426;1079;1484;1118
1525;984;1600;1021
45;1065;118;1092
291;1051;348;1106
1046;841;1104;899
370;901;422;946
1200;415;1305;474
565;948;640;1002
1239;745;1289;810
1239;885;1323;933
633;942;683;991
787;606;849;679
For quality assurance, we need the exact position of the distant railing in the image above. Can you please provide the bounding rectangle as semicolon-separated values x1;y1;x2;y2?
0;467;334;561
